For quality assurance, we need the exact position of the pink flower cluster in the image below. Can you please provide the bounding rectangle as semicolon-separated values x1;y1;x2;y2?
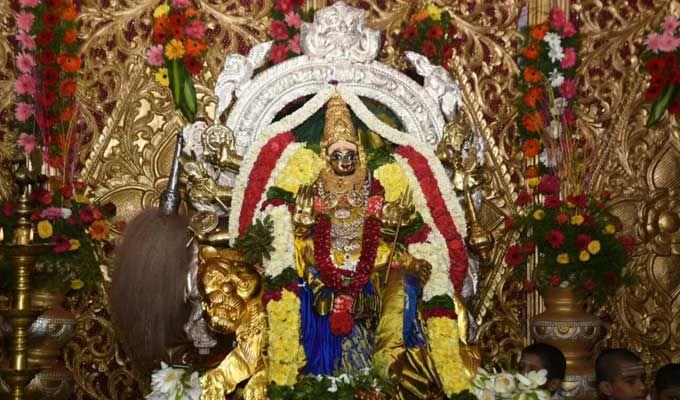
268;0;305;64
14;0;38;130
646;16;680;53
549;7;576;38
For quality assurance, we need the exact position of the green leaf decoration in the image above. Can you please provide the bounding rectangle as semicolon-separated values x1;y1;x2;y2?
647;83;677;127
366;147;395;171
168;59;184;107
266;186;295;203
234;216;275;265
181;68;197;123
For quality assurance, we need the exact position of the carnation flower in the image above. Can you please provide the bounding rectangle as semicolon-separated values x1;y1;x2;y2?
16;53;36;74
546;230;565;248
561;21;576;37
561;47;577;68
15;31;36;51
269;42;289;64
40;207;64;220
658;33;680;53
662;15;679;35
171;0;189;8
538;174;560;195
559;79;577;99
288;34;301;54
270;20;289;40
505;245;524;266
18;0;39;7
549;8;566;30
14;74;36;96
284;11;302;28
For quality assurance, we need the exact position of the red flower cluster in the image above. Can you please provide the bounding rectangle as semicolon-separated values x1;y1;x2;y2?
395;145;468;294
399;6;456;68
239;132;297;235
150;6;207;75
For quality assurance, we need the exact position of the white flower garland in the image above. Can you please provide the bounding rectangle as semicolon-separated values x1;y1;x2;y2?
229;86;335;241
261;204;296;278
394;153;454;300
337;85;468;238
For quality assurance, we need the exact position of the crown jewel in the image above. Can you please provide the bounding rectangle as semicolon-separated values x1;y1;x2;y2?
321;91;357;152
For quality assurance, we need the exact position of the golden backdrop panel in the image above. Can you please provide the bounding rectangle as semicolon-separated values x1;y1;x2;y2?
575;0;680;367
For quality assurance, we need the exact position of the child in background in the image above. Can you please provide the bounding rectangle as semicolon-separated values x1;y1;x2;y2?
519;342;567;395
596;348;648;400
653;364;680;400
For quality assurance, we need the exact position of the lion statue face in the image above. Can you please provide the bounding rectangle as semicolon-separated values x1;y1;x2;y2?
199;248;261;333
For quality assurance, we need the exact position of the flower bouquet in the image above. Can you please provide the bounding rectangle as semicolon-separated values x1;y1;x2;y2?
400;5;456;67
509;8;635;307
147;0;208;122
267;369;389;400
147;362;201;400
0;176;118;291
642;15;680;126
471;368;551;400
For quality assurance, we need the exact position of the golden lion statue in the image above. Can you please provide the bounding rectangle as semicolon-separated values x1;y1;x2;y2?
198;246;267;400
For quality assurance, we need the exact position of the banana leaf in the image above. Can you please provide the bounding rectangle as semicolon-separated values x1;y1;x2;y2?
167;60;197;123
647;83;677;127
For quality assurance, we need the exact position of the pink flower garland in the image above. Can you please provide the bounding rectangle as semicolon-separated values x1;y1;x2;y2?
395;145;468;293
238;132;296;235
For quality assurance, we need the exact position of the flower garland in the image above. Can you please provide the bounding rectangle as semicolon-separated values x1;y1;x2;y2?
399;5;456;67
395;146;468;294
14;0;82;174
228;86;334;241
237;132;297;236
313;213;382;337
274;146;324;195
267;0;310;64
147;362;201;400
266;289;306;386
642;15;680;126
471;368;551;400
337;86;468;240
407;230;455;302
517;7;579;183
260;204;296;278
148;1;208;122
424;317;468;396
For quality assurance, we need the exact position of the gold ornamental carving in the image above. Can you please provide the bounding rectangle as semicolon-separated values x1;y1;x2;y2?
1;0;680;397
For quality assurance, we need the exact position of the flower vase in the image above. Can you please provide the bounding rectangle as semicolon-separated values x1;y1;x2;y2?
530;286;601;399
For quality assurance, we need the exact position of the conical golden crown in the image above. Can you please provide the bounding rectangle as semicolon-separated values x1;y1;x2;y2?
321;91;357;152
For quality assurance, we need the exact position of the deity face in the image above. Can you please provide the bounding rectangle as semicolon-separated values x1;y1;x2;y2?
200;259;260;333
327;141;358;176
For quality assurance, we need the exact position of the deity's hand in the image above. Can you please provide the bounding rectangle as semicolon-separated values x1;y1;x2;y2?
381;189;416;229
405;256;432;285
293;184;316;229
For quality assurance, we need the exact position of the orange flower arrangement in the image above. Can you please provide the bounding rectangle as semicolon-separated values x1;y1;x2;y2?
522;138;542;157
523;67;542;83
411;10;429;24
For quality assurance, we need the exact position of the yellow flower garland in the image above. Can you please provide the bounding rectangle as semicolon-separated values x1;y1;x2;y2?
274;147;323;194
266;289;306;386
373;162;408;202
425;317;470;396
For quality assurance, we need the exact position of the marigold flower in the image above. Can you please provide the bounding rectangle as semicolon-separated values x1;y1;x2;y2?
571;214;584;225
153;4;170;17
587;240;601;255
426;5;442;20
523;42;541;59
61;5;77;21
69;239;81;250
604;224;616;234
183;38;206;57
37;220;53;239
533;209;545;220
70;279;84;290
89;220;110;240
523;137;542;157
164;38;185;59
579;250;590;262
556;253;569;264
527;177;540;187
57;54;81;72
530;23;548;40
411;9;429;24
523;87;542;108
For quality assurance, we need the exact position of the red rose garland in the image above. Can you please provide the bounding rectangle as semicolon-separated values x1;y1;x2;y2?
238;132;296;235
395;145;468;294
